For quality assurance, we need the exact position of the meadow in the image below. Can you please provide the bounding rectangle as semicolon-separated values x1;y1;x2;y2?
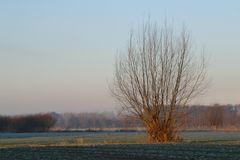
1;131;240;159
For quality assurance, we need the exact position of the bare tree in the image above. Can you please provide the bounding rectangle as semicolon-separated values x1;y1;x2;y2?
207;104;224;129
111;21;207;142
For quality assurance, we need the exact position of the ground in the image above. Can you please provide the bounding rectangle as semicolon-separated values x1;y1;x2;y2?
1;131;240;159
1;144;240;160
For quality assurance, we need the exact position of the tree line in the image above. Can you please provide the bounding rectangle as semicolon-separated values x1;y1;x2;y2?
52;112;142;130
1;104;240;132
186;104;240;129
0;113;55;132
53;104;240;130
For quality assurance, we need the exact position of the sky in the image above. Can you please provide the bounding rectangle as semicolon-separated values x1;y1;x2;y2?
0;0;239;115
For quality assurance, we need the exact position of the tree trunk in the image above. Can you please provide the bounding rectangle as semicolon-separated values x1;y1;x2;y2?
144;119;179;143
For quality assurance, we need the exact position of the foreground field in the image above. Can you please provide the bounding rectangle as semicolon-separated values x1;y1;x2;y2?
1;131;240;148
1;131;240;159
1;144;240;160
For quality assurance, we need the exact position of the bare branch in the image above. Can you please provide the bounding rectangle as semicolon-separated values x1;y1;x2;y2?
111;20;207;143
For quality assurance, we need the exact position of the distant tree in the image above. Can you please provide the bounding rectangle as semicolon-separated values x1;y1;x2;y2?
0;116;9;131
111;21;207;142
207;105;224;129
0;113;55;132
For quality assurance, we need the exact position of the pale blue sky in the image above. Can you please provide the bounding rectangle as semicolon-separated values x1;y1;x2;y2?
0;0;239;114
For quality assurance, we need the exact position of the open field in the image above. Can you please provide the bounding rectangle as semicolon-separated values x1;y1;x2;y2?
1;144;240;160
0;131;146;148
1;131;240;148
1;131;240;159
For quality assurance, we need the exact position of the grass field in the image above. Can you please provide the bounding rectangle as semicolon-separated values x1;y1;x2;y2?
1;131;240;159
0;132;146;148
1;144;240;160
